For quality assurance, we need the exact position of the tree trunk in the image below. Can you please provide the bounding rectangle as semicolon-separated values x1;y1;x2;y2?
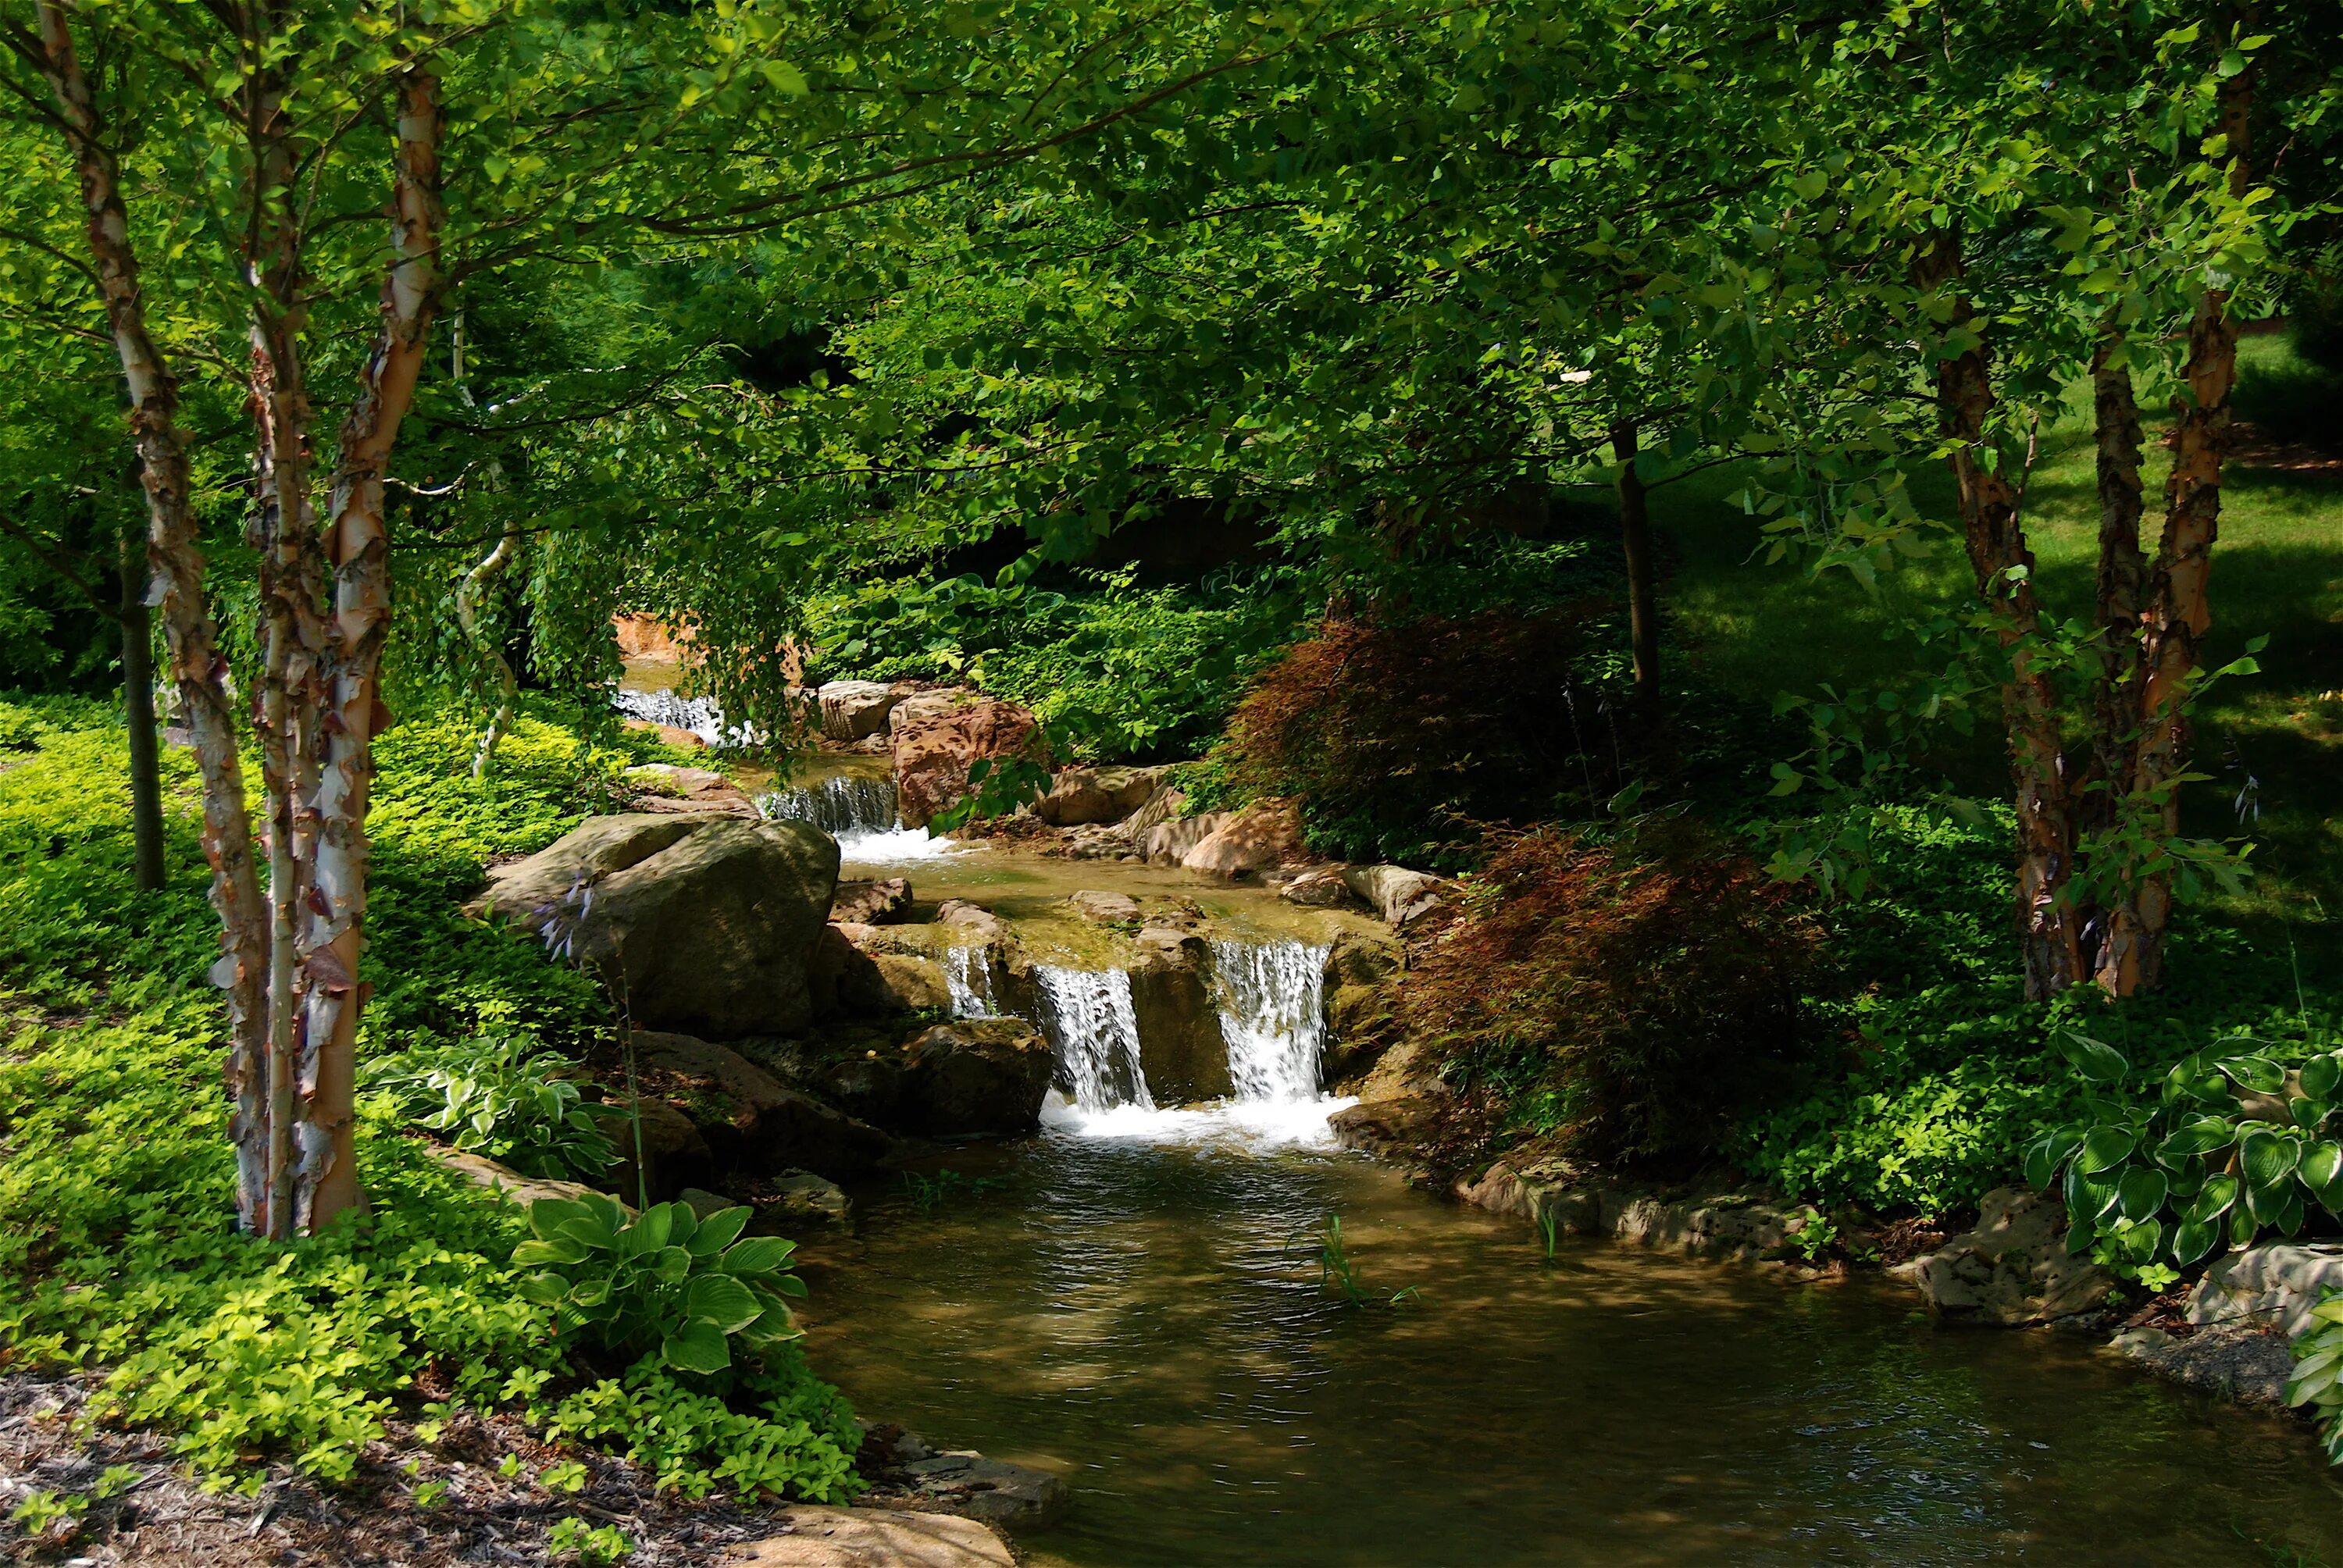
456;526;520;780
295;66;445;1231
2084;324;2151;992
116;536;165;893
1611;419;1660;712
35;4;273;1219
1916;229;2085;999
2099;69;2252;997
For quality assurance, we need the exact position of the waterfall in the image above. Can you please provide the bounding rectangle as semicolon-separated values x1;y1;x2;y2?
1210;939;1332;1104
1034;965;1154;1114
944;946;996;1018
612;686;735;747
759;774;897;836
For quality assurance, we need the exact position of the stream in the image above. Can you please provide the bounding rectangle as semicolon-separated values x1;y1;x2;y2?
623;680;2343;1563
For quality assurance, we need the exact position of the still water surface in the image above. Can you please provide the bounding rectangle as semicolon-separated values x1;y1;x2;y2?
799;1125;2343;1568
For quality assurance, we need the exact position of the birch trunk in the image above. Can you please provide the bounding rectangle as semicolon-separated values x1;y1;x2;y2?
2100;71;2252;996
34;3;273;1218
1917;230;2085;999
295;67;444;1230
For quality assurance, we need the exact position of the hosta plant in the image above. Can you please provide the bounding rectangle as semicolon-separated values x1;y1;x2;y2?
2025;1030;2343;1284
2288;1288;2343;1464
361;1035;615;1181
515;1196;807;1376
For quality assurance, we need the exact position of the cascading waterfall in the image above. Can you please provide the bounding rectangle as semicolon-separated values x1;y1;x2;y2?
944;946;997;1018
1209;939;1332;1103
1034;965;1154;1114
611;686;735;747
759;774;898;836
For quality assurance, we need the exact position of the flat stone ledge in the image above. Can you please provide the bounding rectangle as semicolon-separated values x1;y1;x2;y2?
1453;1158;1817;1264
729;1506;1015;1568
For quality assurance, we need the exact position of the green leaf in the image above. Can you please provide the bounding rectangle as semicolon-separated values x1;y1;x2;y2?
2024;1128;2081;1190
661;1320;733;1375
684;1274;765;1335
619;1204;676;1258
2157;1116;2237;1163
2242;1130;2299;1189
512;1237;588;1267
2059;1032;2130;1086
2076;1125;2138;1176
527;1196;594;1242
2299;1057;2341;1101
2117;1164;2169;1222
2172;1218;2219;1269
2224;1056;2287;1095
722;1236;798;1275
686;1206;752;1256
2187;1174;2240;1224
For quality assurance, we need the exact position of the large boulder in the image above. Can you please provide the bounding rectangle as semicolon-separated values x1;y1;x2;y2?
900;1019;1054;1137
889;692;1047;828
1033;765;1160;827
1180;799;1307;879
2187;1241;2343;1338
1893;1187;2117;1325
473;814;839;1039
811;926;954;1017
633;1029;890;1178
594;1096;715;1203
1139;811;1226;866
816;679;905;743
622;763;757;817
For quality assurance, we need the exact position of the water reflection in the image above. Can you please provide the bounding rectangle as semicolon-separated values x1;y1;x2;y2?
800;1135;2343;1567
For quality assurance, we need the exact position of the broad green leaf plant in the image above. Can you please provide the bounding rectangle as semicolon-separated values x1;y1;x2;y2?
515;1196;808;1377
359;1034;615;1182
2027;1028;2343;1291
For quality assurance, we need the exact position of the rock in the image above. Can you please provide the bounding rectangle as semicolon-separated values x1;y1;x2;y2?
935;900;1012;944
1066;889;1143;926
1120;785;1189;843
834;878;914;925
900;1020;1053;1137
1323;930;1401;990
816;926;951;1018
731;1506;1015;1568
633;1029;890;1178
1278;865;1359;908
895;1452;1071;1530
622;717;708;750
769;1168;853;1227
2110;1322;2296;1405
1328;1094;1447;1160
890;693;1047;829
819;1053;909;1126
817;680;906;743
1455;1157;1821;1263
1126;943;1233;1103
594;1096;715;1203
624;763;756;817
1033;765;1160;827
1897;1187;2117;1325
473;815;839;1039
426;1146;619;1212
2188;1242;2343;1337
1180;799;1307;878
1139;811;1226;866
677;1186;735;1221
1343;863;1447;927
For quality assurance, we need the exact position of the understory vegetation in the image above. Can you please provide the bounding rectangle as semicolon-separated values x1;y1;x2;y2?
0;698;860;1500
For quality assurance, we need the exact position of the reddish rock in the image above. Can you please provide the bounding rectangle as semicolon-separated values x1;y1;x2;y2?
889;692;1047;828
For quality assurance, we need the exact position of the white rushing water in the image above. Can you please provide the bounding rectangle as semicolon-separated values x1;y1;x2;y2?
612;686;740;747
756;774;973;864
1034;965;1155;1116
944;946;997;1018
1040;939;1352;1149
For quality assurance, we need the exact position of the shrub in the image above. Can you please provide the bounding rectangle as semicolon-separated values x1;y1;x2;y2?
1403;825;1824;1167
515;1195;808;1376
1225;610;1623;867
360;1033;616;1181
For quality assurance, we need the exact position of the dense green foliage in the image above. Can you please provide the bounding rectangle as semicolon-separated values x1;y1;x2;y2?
0;699;858;1498
360;1034;617;1181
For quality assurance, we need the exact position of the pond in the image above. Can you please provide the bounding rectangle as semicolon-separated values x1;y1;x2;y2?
798;1119;2343;1567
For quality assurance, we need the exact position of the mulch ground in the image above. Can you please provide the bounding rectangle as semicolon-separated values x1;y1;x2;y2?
0;1375;786;1566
